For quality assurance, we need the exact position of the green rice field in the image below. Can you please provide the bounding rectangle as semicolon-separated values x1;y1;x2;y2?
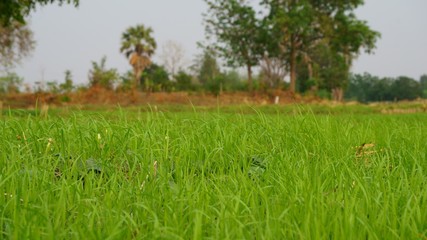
1;105;426;239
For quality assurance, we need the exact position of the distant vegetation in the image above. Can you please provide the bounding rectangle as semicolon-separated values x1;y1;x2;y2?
346;73;427;102
0;0;426;104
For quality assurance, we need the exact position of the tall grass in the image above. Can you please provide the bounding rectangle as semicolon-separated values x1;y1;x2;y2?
1;107;426;239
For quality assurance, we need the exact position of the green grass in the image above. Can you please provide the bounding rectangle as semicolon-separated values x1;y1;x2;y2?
1;106;426;239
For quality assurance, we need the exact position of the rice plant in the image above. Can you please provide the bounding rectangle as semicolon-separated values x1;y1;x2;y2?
1;107;426;239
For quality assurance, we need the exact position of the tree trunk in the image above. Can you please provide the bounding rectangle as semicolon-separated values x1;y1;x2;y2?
289;41;297;93
247;64;253;92
303;53;313;80
307;62;313;80
332;87;343;102
133;68;141;91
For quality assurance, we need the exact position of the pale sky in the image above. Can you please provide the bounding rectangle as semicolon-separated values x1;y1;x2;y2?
14;0;427;85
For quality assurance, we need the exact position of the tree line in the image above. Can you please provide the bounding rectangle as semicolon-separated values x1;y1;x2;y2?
346;73;427;102
1;0;426;102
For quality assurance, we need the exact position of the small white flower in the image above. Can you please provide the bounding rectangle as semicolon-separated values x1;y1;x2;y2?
97;134;101;141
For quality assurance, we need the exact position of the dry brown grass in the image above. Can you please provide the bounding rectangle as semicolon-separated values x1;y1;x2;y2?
1;90;308;108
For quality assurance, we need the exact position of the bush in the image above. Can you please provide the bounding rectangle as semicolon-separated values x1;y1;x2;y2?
88;57;119;90
140;63;172;92
175;71;195;91
0;72;23;94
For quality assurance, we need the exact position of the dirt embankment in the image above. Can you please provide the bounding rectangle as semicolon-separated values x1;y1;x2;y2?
1;90;426;115
0;89;314;108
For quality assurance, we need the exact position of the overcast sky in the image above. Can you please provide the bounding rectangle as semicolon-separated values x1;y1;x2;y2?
13;0;427;85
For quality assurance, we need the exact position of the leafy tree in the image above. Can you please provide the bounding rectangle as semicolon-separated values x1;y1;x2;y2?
296;57;317;93
345;73;370;102
196;49;221;88
59;70;74;93
304;42;349;101
141;63;171;92
325;11;380;100
261;0;318;93
221;70;246;92
120;24;157;91
390;76;422;101
420;74;427;98
175;71;195;91
345;73;394;102
375;78;395;101
204;0;261;91
345;73;422;102
46;81;59;93
117;71;134;92
0;0;79;25
88;57;119;90
0;72;23;94
260;0;379;94
0;21;35;71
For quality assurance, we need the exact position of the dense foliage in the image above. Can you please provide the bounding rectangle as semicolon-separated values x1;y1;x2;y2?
0;0;79;25
0;21;35;71
204;0;380;96
346;73;424;102
0;72;22;94
88;57;119;90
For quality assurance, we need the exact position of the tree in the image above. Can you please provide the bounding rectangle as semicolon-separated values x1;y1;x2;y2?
261;0;318;93
0;72;23;94
221;70;246;92
117;71;134;92
0;0;79;26
140;63;171;92
325;11;380;100
0;21;35;71
420;75;427;98
345;73;395;102
59;70;74;93
46;81;59;93
120;24;157;91
197;49;221;87
88;57;119;90
345;73;422;102
345;73;373;102
260;0;379;94
390;76;422;101
312;43;349;101
204;0;262;91
175;71;195;91
296;41;351;100
159;40;186;80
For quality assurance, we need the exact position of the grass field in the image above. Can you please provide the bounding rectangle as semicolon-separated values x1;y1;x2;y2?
1;105;426;239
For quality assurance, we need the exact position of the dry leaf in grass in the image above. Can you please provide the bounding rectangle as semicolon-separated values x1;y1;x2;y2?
355;143;376;157
355;143;377;166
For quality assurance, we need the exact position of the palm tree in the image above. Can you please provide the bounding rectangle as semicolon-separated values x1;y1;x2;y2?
120;24;157;90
